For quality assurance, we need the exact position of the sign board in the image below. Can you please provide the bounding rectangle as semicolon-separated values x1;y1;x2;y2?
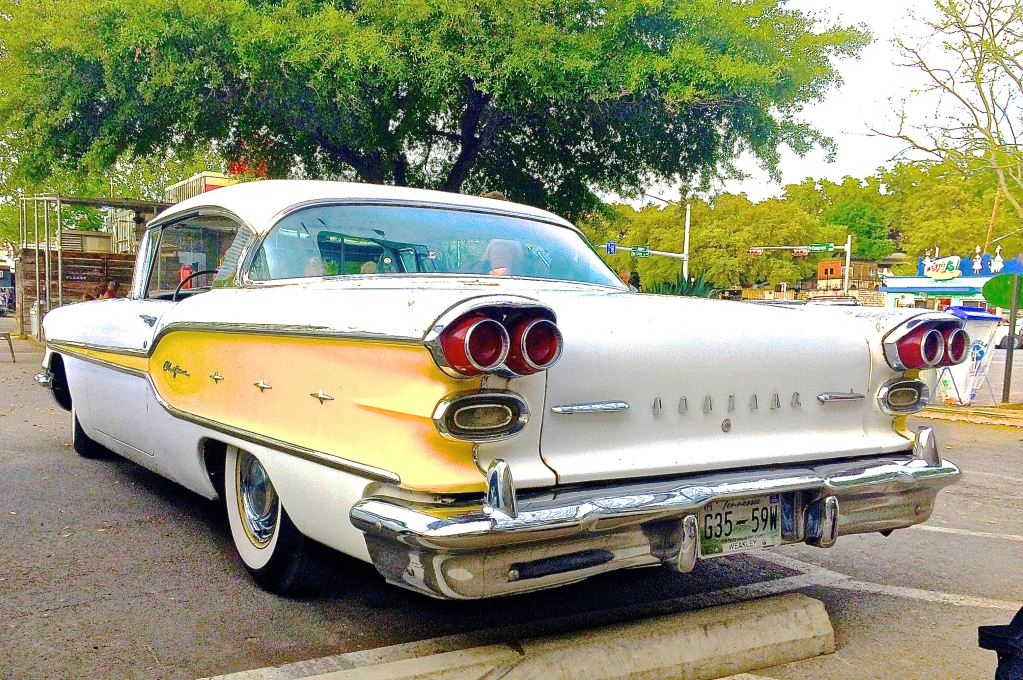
791;247;810;257
924;255;962;280
808;243;834;253
982;273;1023;308
605;241;617;255
748;247;764;256
630;245;650;258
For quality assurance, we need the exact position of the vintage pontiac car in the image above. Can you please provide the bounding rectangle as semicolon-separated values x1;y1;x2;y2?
36;181;964;598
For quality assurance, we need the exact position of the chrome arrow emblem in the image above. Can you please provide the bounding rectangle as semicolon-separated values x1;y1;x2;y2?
210;372;224;384
254;380;272;393
310;389;334;404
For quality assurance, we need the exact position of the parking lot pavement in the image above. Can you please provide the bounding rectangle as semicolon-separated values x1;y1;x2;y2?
0;314;1019;680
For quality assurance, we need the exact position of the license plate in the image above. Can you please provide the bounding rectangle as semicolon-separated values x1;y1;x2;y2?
699;494;781;557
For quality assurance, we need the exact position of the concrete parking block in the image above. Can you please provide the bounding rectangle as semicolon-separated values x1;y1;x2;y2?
303;593;834;680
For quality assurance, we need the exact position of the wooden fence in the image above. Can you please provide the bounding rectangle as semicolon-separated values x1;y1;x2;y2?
13;248;136;336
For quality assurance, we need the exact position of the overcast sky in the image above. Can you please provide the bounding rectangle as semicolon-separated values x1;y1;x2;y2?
717;0;934;202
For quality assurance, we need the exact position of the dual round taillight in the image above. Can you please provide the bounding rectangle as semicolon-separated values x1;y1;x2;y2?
438;315;510;375
438;311;563;377
892;324;970;370
505;317;564;375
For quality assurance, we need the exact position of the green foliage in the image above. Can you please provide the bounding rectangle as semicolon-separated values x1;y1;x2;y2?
0;0;867;219
646;272;721;298
582;157;1022;288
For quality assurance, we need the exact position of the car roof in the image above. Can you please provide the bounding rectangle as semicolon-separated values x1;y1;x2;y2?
149;180;577;235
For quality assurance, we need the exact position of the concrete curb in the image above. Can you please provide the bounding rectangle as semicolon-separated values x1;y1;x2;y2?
918;406;1023;428
301;593;834;680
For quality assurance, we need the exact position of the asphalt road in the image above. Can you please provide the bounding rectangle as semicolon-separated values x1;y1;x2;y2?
1;316;1020;680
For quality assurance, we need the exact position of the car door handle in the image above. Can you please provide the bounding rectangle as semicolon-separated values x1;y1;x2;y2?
139;315;157;327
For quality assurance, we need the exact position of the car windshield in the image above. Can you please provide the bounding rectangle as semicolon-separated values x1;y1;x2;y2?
247;204;626;288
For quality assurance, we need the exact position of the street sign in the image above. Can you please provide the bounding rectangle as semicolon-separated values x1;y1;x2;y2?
792;247;810;257
808;243;835;253
983;273;1023;308
606;241;617;255
748;247;764;256
630;245;650;258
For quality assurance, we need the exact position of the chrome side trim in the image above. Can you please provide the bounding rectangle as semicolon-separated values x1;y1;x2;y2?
48;339;149;358
34;372;53;387
550;402;630;415
817;391;865;403
50;345;148;377
51;343;400;484
48;323;420;363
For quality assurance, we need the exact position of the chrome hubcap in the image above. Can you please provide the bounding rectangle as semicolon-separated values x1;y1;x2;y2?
237;451;279;548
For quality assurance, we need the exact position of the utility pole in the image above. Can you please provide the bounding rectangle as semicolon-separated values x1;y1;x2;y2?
843;234;852;295
683;203;691;281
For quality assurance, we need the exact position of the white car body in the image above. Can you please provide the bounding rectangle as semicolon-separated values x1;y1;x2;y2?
37;181;961;599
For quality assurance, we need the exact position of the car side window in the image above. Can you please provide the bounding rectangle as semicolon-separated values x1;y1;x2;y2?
145;215;254;299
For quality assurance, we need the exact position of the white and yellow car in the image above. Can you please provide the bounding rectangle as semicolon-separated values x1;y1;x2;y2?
37;181;964;598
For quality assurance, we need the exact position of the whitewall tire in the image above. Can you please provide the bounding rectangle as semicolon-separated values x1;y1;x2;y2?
224;445;309;594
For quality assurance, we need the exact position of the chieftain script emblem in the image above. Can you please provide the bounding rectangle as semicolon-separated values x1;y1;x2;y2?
162;361;190;379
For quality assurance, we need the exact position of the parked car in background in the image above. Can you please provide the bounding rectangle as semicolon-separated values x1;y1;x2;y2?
36;181;965;599
993;318;1023;349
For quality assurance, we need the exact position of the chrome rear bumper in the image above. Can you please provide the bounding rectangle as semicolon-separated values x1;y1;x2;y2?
351;451;959;599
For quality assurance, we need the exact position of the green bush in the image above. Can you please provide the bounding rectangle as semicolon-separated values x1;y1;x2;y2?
646;272;722;298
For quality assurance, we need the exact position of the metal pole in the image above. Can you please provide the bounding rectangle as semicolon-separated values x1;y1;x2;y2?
683;203;691;282
1003;273;1020;404
56;198;63;306
43;199;51;312
843;235;852;294
34;200;40;319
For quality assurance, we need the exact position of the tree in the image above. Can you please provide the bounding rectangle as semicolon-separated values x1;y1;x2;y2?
0;0;868;218
883;158;1020;269
783;176;898;259
880;0;1023;234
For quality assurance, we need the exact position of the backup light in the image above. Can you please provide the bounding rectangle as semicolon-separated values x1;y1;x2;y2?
433;392;529;442
878;377;930;415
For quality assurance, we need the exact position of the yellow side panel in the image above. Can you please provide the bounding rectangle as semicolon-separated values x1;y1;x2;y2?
149;331;485;492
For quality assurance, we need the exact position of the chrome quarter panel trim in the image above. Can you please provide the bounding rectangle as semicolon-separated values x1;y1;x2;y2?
550;402;630;415
47;344;148;378
817;392;866;403
48;339;149;358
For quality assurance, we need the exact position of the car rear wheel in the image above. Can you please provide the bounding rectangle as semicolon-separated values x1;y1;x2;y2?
72;407;106;459
224;445;309;595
